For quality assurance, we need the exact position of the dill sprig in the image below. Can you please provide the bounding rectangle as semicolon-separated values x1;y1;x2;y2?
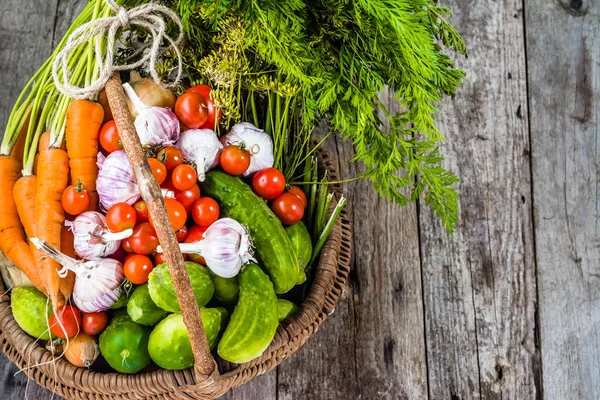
164;0;466;232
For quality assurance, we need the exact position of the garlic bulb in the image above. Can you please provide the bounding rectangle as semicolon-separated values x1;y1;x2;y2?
123;82;180;147
97;151;140;211
176;129;223;182
220;122;274;177
31;239;124;313
66;212;132;260
157;218;254;278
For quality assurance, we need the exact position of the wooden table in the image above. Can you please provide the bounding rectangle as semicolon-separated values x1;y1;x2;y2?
1;0;598;399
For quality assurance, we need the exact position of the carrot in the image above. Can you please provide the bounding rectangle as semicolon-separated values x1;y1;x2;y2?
0;156;46;293
35;148;69;310
66;100;104;211
13;175;36;240
10;118;30;163
60;223;76;299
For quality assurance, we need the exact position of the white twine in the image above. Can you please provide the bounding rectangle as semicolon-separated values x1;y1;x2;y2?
52;0;184;100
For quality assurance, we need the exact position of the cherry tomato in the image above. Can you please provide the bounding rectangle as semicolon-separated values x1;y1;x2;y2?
106;203;137;232
133;201;149;223
252;168;286;200
130;223;159;254
61;182;90;215
220;145;251;176
175;92;208;129
149;198;187;231
191;198;220;227
175;184;201;214
82;312;108;336
99;120;123;153
287;185;307;208
186;85;222;130
272;193;304;225
171;164;197;191
109;245;128;262
49;306;82;339
147;158;167;185
185;225;208;243
122;237;133;253
154;252;166;265
161;175;178;192
176;225;189;242
124;254;153;284
157;147;184;172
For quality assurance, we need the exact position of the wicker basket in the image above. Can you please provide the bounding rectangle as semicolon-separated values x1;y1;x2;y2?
0;74;352;399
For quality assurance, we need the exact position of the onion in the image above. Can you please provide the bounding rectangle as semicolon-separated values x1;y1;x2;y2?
221;123;274;177
64;333;99;368
123;82;180;146
176;129;223;182
125;71;176;118
31;239;124;313
66;212;132;260
158;218;254;278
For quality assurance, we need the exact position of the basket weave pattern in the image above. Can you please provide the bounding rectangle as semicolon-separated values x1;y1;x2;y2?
0;150;352;399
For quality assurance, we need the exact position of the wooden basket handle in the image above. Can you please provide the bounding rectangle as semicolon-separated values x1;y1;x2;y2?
104;73;216;378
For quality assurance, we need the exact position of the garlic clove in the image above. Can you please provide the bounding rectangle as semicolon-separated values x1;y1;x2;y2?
176;129;223;182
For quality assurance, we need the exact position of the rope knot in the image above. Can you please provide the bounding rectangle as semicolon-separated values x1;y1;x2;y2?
52;0;184;100
116;8;129;26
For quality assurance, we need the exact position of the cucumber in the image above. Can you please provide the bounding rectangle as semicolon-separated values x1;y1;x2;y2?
218;263;278;364
285;221;313;284
148;261;214;312
201;171;298;293
209;270;239;305
277;299;298;322
99;313;151;374
127;284;168;326
11;287;53;340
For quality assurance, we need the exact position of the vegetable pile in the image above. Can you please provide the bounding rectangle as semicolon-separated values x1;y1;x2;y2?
6;74;339;372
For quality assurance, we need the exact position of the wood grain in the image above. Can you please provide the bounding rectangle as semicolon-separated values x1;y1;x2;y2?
418;0;540;399
525;0;600;398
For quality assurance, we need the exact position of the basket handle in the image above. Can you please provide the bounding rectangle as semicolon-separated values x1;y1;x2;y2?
104;73;217;377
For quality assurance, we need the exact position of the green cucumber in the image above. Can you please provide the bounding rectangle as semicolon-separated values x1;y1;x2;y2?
217;263;278;364
285;221;313;284
11;287;53;340
209;270;239;305
127;284;168;326
201;171;298;293
99;313;151;374
277;299;298;322
148;261;214;312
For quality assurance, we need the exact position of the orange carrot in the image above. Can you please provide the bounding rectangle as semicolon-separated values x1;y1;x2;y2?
35;148;69;310
0;156;46;293
10;119;29;163
60;223;76;300
66;100;104;211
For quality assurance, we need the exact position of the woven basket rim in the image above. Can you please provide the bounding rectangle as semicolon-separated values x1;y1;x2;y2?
0;147;352;399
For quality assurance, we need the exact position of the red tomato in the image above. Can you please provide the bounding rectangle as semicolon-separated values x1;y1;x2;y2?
122;237;133;253
252;168;286;200
133;201;149;223
171;164;197;191
185;225;208;243
49;306;82;339
106;203;137;232
61;183;90;215
82;312;108;336
147;158;167;185
176;225;189;242
109;245;128;262
161;175;178;192
175;184;201;214
154;252;166;265
99;120;123;153
186;85;221;130
175;92;208;129
149;198;187;231
220;145;251;176
157;147;184;172
124;254;153;284
130;223;159;255
191;198;220;227
272;193;304;225
287;185;307;208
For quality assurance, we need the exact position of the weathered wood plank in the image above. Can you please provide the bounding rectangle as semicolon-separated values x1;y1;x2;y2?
525;0;600;399
418;0;540;399
278;89;428;399
220;370;276;400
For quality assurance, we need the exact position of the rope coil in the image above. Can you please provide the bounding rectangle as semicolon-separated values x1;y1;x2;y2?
52;0;184;100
